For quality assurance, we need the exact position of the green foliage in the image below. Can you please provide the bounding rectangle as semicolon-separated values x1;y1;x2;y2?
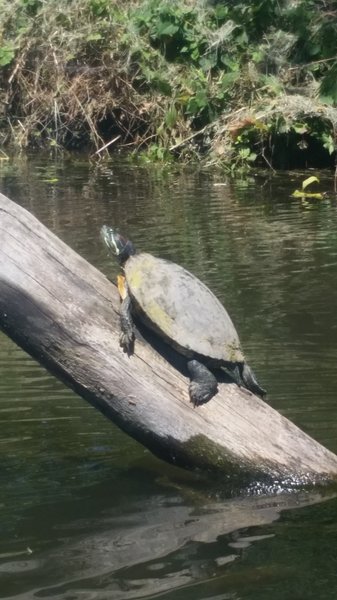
320;62;337;105
131;0;268;130
139;143;173;162
321;133;335;156
286;0;337;61
88;0;112;18
20;0;42;16
135;2;208;66
0;43;16;66
134;0;247;71
282;0;337;103
231;127;259;172
0;0;336;168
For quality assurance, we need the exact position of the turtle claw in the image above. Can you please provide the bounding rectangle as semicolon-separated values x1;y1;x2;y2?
119;330;134;355
189;381;217;407
187;360;218;407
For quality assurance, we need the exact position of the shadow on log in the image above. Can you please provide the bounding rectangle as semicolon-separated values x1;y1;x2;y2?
1;191;337;490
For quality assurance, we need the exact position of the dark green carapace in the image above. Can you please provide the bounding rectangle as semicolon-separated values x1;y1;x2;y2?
101;225;266;406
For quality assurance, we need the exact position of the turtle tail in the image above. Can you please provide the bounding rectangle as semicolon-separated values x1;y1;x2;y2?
240;363;266;398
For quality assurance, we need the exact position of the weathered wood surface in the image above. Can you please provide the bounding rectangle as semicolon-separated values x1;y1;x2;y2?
1;190;337;487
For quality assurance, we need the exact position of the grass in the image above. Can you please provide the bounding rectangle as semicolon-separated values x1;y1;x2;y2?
1;0;337;170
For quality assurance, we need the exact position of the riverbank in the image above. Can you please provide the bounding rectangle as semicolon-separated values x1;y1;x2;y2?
1;0;337;170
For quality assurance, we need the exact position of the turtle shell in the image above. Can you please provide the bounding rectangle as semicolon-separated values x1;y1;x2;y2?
124;252;244;364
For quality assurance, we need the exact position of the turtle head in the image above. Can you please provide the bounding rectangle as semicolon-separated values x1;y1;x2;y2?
100;225;136;264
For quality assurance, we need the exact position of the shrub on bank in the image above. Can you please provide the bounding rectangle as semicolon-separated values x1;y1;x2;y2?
0;0;337;169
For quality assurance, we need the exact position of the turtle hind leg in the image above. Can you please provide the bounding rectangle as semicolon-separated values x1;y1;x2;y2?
119;294;135;354
187;360;218;407
240;363;266;398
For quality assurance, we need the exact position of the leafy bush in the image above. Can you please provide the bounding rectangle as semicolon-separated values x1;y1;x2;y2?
0;0;337;169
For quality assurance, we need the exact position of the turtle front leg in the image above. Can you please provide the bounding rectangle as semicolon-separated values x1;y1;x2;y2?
187;360;218;407
117;274;134;353
119;294;135;353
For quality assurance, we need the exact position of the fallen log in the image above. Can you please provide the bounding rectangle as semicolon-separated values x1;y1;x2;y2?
1;190;337;488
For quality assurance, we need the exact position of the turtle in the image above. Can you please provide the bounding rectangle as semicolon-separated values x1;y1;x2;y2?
101;225;266;406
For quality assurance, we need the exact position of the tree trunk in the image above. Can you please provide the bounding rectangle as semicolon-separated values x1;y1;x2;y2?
1;190;337;488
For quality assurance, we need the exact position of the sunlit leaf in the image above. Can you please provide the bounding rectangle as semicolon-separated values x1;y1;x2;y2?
302;176;320;190
156;22;179;37
292;123;308;134
0;45;16;66
292;190;323;200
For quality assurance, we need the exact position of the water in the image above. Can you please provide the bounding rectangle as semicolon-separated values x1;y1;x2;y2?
1;156;337;598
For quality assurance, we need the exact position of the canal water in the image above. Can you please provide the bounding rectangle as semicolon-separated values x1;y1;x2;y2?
1;155;337;599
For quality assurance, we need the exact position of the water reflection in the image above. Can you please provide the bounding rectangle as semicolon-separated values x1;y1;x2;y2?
2;157;337;599
0;466;335;600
